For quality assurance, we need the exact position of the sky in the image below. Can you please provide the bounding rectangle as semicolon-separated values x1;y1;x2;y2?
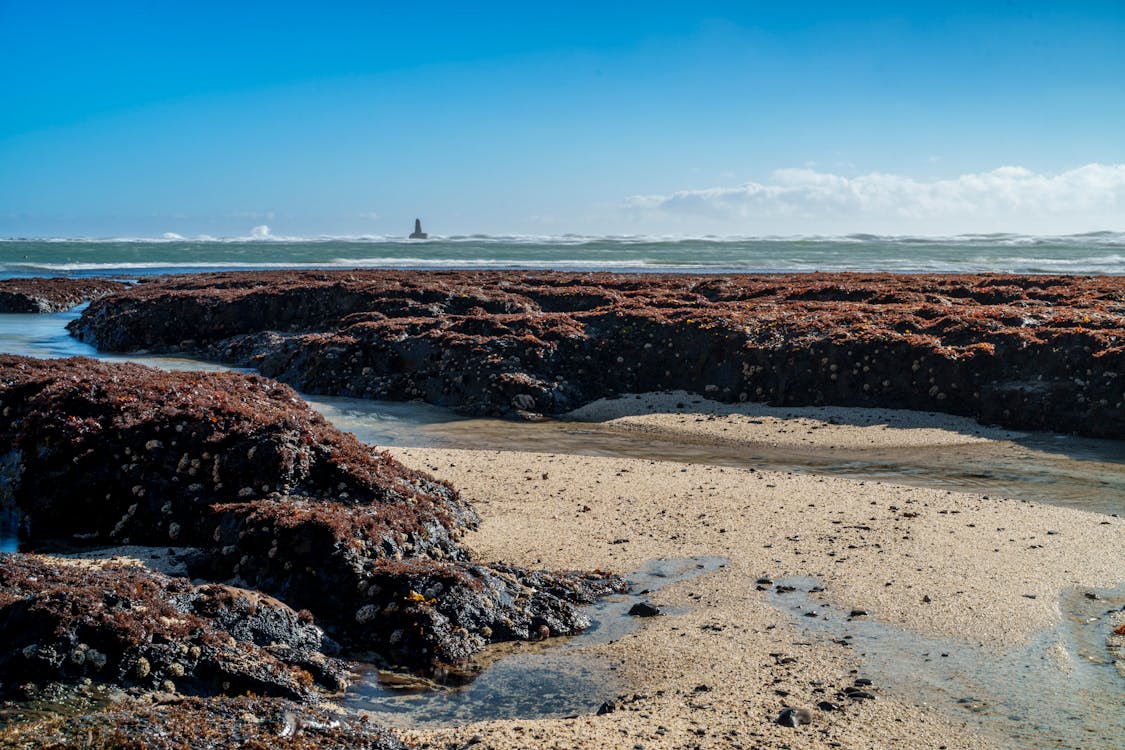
1;1;1124;238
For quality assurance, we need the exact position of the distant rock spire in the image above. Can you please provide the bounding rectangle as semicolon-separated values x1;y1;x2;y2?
409;218;428;240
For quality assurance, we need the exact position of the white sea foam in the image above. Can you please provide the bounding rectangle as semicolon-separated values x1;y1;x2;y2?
1;231;1122;246
2;233;1123;277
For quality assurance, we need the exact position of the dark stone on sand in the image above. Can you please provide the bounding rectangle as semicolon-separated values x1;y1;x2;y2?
844;687;876;701
0;277;127;313
817;700;841;711
848;609;868;617
0;355;625;683
67;270;1125;438
776;706;814;727
628;601;661;617
0;695;407;749
596;699;617;715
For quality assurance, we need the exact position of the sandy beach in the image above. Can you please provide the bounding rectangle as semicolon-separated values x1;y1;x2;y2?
385;396;1125;749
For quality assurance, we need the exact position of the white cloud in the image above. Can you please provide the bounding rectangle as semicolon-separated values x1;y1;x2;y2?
624;163;1125;234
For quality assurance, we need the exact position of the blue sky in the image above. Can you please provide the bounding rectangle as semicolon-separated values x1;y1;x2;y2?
1;2;1123;237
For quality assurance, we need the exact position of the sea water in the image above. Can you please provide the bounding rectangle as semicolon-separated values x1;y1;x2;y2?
1;232;1124;277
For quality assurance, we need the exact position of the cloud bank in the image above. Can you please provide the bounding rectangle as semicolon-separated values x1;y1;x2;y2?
625;164;1125;234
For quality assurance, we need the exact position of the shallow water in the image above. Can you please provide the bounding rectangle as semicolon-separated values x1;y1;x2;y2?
307;393;1125;517
769;576;1125;750
342;557;726;727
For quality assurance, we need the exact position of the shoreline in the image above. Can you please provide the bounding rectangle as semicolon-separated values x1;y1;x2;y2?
387;438;1125;749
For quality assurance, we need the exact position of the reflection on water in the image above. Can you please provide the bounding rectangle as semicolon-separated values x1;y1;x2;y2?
343;557;726;727
0;308;233;372
0;508;22;553
770;577;1125;750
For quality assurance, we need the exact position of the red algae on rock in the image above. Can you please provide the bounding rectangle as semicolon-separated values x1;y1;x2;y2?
0;355;623;684
0;277;127;313
70;271;1125;437
0;695;406;750
0;553;346;701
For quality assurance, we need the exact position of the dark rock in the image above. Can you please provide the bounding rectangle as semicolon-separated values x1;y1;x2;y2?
848;609;868;617
844;687;876;701
0;553;343;701
0;695;406;749
627;601;661;617
816;700;841;711
0;277;127;313
776;706;814;727
0;356;625;682
596;699;617;715
67;270;1125;438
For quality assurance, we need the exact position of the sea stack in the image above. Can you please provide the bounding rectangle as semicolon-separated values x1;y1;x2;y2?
409;218;428;239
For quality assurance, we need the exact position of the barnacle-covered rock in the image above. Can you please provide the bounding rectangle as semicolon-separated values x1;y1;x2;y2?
0;553;345;701
70;270;1125;437
0;695;407;750
0;355;624;681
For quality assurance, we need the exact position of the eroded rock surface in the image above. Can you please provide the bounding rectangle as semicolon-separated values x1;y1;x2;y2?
0;695;406;749
0;553;345;701
70;271;1125;437
0;356;623;687
0;277;127;313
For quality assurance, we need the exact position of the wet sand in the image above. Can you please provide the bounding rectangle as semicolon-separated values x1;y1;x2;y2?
567;390;1027;449
387;400;1125;749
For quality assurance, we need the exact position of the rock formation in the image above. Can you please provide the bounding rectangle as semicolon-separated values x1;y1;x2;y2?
69;271;1125;438
0;355;623;702
0;277;127;313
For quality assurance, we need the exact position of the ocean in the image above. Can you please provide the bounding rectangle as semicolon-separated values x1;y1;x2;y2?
1;232;1123;278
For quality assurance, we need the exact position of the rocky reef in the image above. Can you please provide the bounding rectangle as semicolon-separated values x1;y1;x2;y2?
70;270;1125;437
0;695;407;749
0;553;346;702
0;355;622;709
0;277;127;313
